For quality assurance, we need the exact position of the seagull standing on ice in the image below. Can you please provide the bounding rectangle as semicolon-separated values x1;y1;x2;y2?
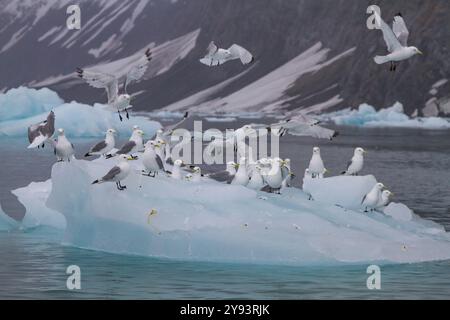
308;147;327;178
92;154;132;191
84;129;116;157
187;167;202;183
376;190;394;210
261;158;285;194
109;129;144;159
142;140;165;177
373;11;423;71
27;110;55;149
361;183;385;212
247;165;265;190
281;158;294;188
341;147;366;176
231;157;250;186
54;128;74;162
76;49;152;120
200;41;254;67
171;159;186;180
206;162;238;184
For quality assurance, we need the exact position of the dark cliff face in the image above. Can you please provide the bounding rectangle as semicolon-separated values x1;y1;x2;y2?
0;0;448;115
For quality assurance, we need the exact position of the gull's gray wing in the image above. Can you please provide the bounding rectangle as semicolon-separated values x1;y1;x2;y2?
289;125;338;140
392;13;409;47
228;44;254;64
156;154;165;170
76;68;118;103
124;48;152;93
116;141;136;154
90;140;107;153
205;41;218;56
374;11;403;52
102;166;121;181
207;171;233;184
41;111;55;138
28;123;40;143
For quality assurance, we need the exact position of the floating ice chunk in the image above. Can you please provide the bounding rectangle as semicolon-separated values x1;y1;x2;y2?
0;88;160;138
383;202;413;222
21;157;449;266
0;87;63;122
319;102;450;129
303;175;378;209
11;181;66;230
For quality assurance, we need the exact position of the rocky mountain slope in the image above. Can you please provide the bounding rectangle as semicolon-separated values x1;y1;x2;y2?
0;0;449;116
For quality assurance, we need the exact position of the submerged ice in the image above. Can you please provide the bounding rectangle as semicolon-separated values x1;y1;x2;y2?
4;155;450;266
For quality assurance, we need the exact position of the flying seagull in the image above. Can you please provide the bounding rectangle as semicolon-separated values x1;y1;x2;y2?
373;11;423;71
200;41;254;67
76;49;152;120
27;111;55;149
250;113;338;140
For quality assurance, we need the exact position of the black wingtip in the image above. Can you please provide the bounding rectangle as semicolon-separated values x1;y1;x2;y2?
84;153;91;157
183;111;189;118
332;131;339;138
145;48;152;61
396;12;402;17
92;180;99;185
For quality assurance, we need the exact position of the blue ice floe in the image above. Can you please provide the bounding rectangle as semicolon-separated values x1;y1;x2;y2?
319;102;450;129
0;87;161;138
2;156;449;266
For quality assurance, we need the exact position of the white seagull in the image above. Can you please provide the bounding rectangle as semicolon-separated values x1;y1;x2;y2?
206;162;239;184
200;41;254;67
77;49;152;120
171;159;186;180
27;111;55;149
54;128;74;162
84;129;116;157
376;190;394;210
361;183;385;212
261;158;285;194
341;147;366;176
373;11;423;71
142;140;165;177
308;147;327;178
231;157;250;186
109;129;144;159
247;165;265;190
92;154;132;191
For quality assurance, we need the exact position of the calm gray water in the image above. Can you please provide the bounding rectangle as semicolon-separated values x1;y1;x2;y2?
0;121;450;299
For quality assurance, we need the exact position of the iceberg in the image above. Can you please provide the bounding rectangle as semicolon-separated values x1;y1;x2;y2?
10;156;450;266
0;87;161;138
319;102;450;129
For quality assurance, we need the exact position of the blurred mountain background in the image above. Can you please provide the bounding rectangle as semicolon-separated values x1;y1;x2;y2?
0;0;448;116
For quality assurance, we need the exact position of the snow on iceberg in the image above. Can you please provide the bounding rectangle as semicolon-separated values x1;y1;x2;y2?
10;156;447;266
319;102;450;129
0;87;161;138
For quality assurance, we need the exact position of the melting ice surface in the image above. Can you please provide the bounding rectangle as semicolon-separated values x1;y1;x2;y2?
4;155;450;266
0;87;161;137
319;102;450;129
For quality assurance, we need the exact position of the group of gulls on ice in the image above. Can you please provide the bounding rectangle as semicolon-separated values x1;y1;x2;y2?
26;10;419;214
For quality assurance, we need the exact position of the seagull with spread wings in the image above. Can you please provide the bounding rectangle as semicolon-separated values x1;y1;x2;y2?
200;41;254;67
76;49;152;121
373;12;423;71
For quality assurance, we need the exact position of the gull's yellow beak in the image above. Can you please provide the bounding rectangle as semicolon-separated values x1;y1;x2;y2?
234;163;240;169
363;150;368;154
127;156;135;160
418;50;424;55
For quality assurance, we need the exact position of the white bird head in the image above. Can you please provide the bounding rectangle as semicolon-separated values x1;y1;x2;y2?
192;166;201;174
383;190;394;198
106;128;117;135
410;46;423;56
375;183;385;190
313;147;321;154
136;129;145;137
57;128;65;135
174;159;184;167
132;125;140;131
355;147;366;155
255;165;262;172
156;138;166;146
145;140;158;149
118;154;132;162
227;161;238;171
